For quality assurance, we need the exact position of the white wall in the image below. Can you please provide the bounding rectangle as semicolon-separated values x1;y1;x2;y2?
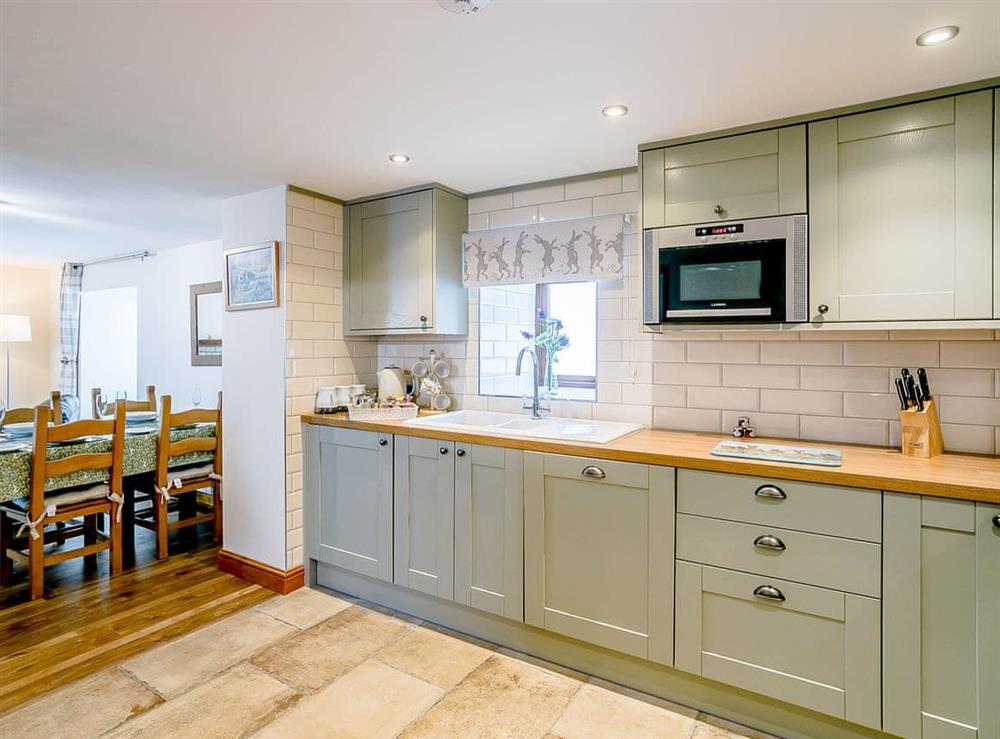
0;263;61;407
79;286;139;414
222;186;287;571
83;240;223;408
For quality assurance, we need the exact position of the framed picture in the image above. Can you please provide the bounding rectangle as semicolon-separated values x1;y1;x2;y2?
224;241;280;311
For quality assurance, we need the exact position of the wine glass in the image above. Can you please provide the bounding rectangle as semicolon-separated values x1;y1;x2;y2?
192;386;203;408
96;392;109;418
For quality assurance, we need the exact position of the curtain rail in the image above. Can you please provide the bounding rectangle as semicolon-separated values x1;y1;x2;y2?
82;250;155;267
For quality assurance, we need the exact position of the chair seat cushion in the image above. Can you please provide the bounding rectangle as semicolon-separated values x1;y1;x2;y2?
1;483;110;514
168;463;216;487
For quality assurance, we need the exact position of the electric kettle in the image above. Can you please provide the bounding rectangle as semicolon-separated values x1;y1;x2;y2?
377;366;407;400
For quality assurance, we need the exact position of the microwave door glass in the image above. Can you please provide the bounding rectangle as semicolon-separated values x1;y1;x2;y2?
679;261;762;302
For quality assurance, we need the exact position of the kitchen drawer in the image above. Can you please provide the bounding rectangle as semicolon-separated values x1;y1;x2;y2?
676;562;881;730
541;453;650;490
677;513;881;597
677;469;881;542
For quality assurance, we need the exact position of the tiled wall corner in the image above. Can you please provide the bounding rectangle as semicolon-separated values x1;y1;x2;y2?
283;188;376;569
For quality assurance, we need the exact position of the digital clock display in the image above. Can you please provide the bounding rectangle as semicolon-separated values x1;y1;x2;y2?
695;224;744;237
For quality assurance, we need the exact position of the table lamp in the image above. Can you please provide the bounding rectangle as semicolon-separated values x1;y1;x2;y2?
0;314;32;406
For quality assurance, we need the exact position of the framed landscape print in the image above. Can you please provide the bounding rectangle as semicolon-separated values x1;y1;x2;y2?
224;241;280;311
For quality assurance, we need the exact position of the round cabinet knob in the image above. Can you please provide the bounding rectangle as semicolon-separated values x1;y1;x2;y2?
713;204;724;216
993;514;1000;529
439;446;448;455
378;438;388;447
456;449;466;457
419;315;428;324
817;304;830;314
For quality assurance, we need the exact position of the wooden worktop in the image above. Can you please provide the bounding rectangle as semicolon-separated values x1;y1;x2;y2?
302;413;1000;504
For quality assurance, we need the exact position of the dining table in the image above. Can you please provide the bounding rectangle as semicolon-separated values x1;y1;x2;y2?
0;423;216;563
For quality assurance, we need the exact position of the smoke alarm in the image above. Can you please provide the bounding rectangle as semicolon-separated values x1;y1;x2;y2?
436;0;492;15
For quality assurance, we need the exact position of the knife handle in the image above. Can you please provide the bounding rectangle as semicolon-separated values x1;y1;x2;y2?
917;368;931;400
904;374;918;407
895;378;910;411
913;385;925;412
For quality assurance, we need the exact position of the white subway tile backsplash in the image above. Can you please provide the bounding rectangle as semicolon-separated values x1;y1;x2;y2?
512;183;565;207
723;364;799;389
937;396;1000;426
467;212;489;231
940;423;996;454
651;384;687;407
721;411;800;440
687;386;758;411
800;416;888;446
843;392;900;420
654;363;721;386
621;171;639;192
762;341;842;366
940;341;1000;368
538;198;593;223
488;205;539;228
688;341;759;365
565;174;622;199
468;192;513;214
654;407;722;433
593;192;638;217
651;341;686;363
843;341;939;368
901;368;996;397
761;389;842;417
800;366;888;393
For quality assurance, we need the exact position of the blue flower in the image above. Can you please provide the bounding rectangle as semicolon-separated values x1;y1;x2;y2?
520;331;533;340
558;336;570;347
555;319;564;330
538;309;547;320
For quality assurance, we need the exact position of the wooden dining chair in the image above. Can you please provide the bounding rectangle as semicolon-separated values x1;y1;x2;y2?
90;384;157;418
134;392;222;559
0;404;126;599
2;391;63;426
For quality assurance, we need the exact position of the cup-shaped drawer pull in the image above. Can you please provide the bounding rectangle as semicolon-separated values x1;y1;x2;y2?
753;534;786;551
753;584;786;602
754;484;786;500
993;514;1000;529
581;465;607;479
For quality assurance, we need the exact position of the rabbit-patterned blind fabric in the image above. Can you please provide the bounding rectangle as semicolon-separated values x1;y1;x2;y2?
461;215;626;287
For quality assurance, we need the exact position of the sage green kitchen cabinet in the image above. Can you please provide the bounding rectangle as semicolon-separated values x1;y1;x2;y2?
674;562;881;730
524;452;674;665
641;126;806;229
994;89;1000;319
393;436;455;600
883;495;1000;739
304;426;393;582
454;443;524;621
346;186;468;335
809;91;994;322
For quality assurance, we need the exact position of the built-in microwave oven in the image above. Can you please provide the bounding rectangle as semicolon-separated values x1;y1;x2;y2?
642;214;808;324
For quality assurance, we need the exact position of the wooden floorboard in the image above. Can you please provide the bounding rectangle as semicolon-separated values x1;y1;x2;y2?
0;528;272;715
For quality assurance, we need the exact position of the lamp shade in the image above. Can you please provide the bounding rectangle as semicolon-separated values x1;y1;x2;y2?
0;314;32;342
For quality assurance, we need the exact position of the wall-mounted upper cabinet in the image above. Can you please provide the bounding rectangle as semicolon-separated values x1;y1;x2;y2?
809;91;994;322
641;126;806;229
345;186;468;335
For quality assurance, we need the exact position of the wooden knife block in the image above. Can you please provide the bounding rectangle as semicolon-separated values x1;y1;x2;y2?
899;399;944;458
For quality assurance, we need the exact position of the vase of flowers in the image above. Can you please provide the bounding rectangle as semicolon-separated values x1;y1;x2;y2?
521;310;570;395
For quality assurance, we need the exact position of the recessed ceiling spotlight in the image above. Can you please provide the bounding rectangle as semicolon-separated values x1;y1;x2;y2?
916;25;959;46
602;105;629;118
436;0;492;15
388;153;410;164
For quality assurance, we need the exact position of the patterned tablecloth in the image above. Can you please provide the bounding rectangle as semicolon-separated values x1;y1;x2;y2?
0;425;215;503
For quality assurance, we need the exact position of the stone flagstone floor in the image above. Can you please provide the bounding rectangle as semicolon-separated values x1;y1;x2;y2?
1;588;766;738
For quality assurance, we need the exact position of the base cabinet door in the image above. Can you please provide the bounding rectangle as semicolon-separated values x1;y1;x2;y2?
524;452;674;665
883;495;1000;739
394;436;455;600
305;427;393;581
675;562;881;730
455;444;523;621
809;91;994;322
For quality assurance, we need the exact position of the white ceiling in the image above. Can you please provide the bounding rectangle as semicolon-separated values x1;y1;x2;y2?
2;0;999;263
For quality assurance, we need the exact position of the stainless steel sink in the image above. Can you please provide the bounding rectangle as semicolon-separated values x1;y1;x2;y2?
402;410;641;445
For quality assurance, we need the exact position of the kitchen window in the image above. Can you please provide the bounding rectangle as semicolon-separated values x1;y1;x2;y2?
478;281;597;402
